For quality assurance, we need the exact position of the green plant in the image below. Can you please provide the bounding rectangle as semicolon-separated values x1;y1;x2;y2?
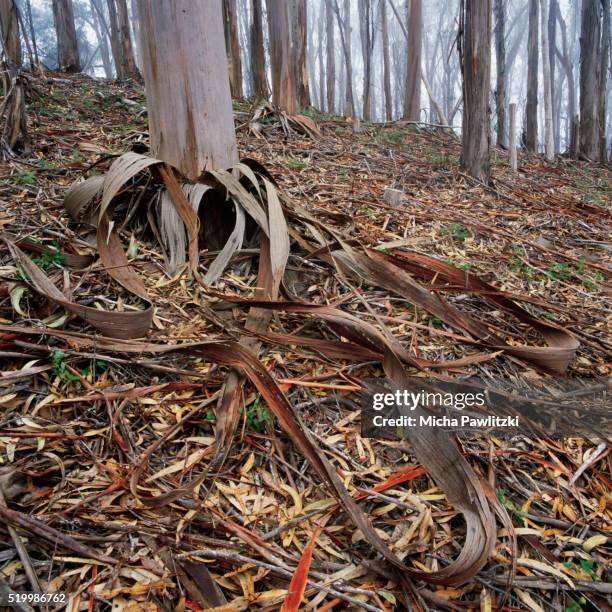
384;129;404;143
241;396;271;432
495;487;526;523
547;262;573;281
50;350;80;384
82;99;98;112
287;158;309;170
440;223;469;242
15;170;36;185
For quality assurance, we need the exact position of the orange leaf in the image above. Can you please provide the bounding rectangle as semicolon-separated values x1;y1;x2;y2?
281;528;320;612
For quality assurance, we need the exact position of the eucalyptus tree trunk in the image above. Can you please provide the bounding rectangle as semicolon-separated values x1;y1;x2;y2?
540;0;554;160
317;1;325;110
52;0;81;72
294;0;310;108
89;0;112;78
0;0;27;152
24;0;39;66
579;0;601;160
0;0;20;64
556;9;575;147
106;0;137;79
267;0;297;114
493;0;506;147
326;1;335;112
359;0;374;121
460;0;492;183
249;0;267;99
403;0;422;120
548;0;558;150
598;0;610;162
223;0;243;98
136;0;238;179
381;0;392;120
525;0;538;151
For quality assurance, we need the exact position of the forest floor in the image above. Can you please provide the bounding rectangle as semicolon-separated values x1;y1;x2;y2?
0;74;610;611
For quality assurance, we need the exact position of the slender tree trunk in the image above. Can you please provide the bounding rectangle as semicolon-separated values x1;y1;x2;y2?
493;0;506;147
403;0;422;120
337;0;354;116
294;0;310;108
359;0;374;120
52;0;81;72
136;0;238;178
24;0;38;66
525;0;538;151
250;0;268;99
89;0;112;78
267;0;297;113
223;0;243;98
598;0;610;162
579;0;601;160
325;1;335;113
548;0;558;150
106;0;123;76
115;0;138;78
381;0;392;120
540;0;554;160
459;0;492;183
556;9;575;148
509;102;517;170
317;1;325;110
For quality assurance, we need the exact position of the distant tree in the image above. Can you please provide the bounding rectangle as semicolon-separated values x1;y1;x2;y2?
223;0;243;98
326;0;335;112
136;0;238;179
598;0;610;161
548;0;559;150
106;0;138;79
459;0;492;182
292;0;310;108
579;0;601;160
555;6;575;148
88;0;113;78
52;0;81;72
266;0;296;113
540;0;554;160
381;0;392;120
403;0;422;121
249;0;267;99
493;0;506;146
359;0;376;120
525;0;538;151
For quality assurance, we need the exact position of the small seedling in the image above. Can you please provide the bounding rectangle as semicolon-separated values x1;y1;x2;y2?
51;350;80;384
15;170;36;185
241;395;271;432
440;223;469;242
287;158;309;170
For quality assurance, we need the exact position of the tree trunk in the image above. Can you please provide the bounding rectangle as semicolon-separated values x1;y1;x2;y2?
381;0;392;120
403;0;422;120
89;0;112;78
548;0;558;150
52;0;81;72
525;0;538;151
267;0;296;113
325;1;335;113
540;0;554;160
359;0;374;121
493;0;506;147
0;0;20;65
250;0;267;99
294;0;310;108
332;0;354;116
598;0;610;162
223;0;243;98
509;102;517;170
136;0;238;179
24;0;39;66
317;2;325;110
116;0;138;78
556;9;575;148
459;0;492;183
579;0;601;160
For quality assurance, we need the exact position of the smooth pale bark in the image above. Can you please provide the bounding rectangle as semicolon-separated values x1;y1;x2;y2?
223;0;243;98
493;0;506;147
52;0;81;72
331;0;354;116
403;0;422;120
326;1;335;112
89;0;112;78
509;102;517;170
556;9;575;146
294;0;310;108
381;0;392;120
0;0;20;65
525;0;538;151
359;0;374;121
579;0;601;160
540;0;554;160
136;0;238;179
116;0;137;78
460;0;492;183
266;0;297;113
548;0;558;150
250;0;267;99
598;0;610;161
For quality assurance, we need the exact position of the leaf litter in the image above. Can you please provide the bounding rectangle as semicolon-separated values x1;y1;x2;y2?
0;74;610;610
